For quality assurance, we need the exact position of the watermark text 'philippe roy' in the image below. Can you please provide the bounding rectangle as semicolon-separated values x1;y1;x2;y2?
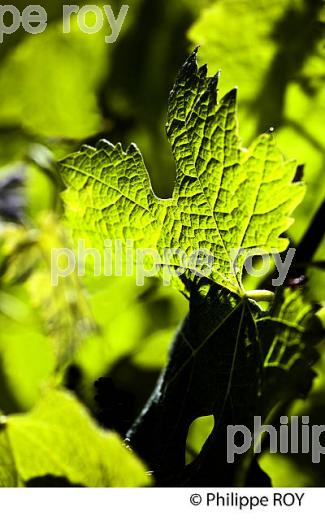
227;416;325;464
51;239;297;287
0;4;129;43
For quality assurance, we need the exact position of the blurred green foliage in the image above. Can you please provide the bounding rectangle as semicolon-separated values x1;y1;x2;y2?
0;389;151;486
0;0;324;486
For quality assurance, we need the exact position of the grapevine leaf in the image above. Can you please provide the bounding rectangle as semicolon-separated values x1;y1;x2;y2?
0;389;151;487
127;280;268;485
60;50;304;296
127;283;324;485
58;51;319;486
258;287;324;417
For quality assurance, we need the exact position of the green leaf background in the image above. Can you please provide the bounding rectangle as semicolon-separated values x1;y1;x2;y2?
0;0;323;487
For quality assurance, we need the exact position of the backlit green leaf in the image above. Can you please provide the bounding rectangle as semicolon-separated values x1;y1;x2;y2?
0;389;151;487
60;50;304;296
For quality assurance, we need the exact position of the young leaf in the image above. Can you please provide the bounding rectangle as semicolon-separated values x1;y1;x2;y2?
0;389;151;487
60;50;304;296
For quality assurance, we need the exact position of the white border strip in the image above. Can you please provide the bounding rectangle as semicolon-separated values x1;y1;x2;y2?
0;488;321;519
